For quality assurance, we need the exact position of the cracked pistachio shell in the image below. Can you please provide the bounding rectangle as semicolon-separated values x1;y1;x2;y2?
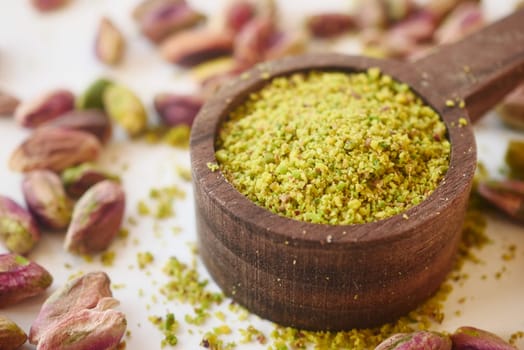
103;84;147;136
15;89;75;128
22;170;73;230
95;17;126;66
374;331;452;350
0;316;27;350
42;109;112;144
0;196;40;255
0;253;53;308
451;326;516;350
76;78;113;111
36;298;126;350
29;271;112;344
9;127;102;173
62;163;120;199
64;181;125;255
154;93;203;127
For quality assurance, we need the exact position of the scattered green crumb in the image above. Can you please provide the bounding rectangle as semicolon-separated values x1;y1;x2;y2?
127;216;138;226
118;227;130;239
216;69;450;225
101;251;116;266
82;255;94;263
137;251;155;269
458;99;466;108
505;140;524;180
112;283;126;290
446;99;456;107
137;200;151;216
215;311;226;322
176;165;192;181
510;331;524;345
164;125;191;148
172;226;182;235
160;257;223;325
240;326;267;345
201;332;236;350
502;244;517;261
185;308;210;325
458;117;468;127
149;313;179;348
207;162;219;172
64;262;72;269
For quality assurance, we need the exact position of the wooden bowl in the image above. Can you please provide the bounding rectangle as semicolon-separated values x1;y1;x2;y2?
190;10;524;331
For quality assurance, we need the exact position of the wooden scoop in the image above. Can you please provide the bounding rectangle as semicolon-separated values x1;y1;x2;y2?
190;8;524;330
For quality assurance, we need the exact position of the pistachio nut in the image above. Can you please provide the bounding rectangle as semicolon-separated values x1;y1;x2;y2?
306;13;355;38
76;78;113;111
41;109;112;144
477;180;524;222
103;84;148;136
374;331;452;350
139;0;205;43
0;253;53;308
31;0;68;12
0;196;40;255
160;28;234;67
36;298;126;350
22;170;73;230
505;140;524;180
64;180;125;255
133;0;175;20
0;316;27;350
224;0;256;33
29;271;112;344
233;16;275;67
61;163;120;199
498;83;524;131
95;17;126;66
434;2;484;44
451;326;516;350
154;93;203;127
14;89;75;128
9;127;102;173
0;90;20;116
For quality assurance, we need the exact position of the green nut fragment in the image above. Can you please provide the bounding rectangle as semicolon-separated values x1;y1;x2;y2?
61;162;120;199
505;140;524;180
374;331;451;350
77;78;113;110
0;316;27;350
103;84;148;136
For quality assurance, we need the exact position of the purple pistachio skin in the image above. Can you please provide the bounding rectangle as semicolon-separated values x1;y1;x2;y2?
477;180;524;222
225;0;256;33
139;0;204;43
36;300;126;350
31;0;68;11
41;109;112;144
22;170;73;230
0;253;53;308
64;181;125;255
451;326;517;350
29;271;112;345
0;195;41;255
61;163;120;199
15;89;75;128
375;331;452;350
306;13;355;38
154;93;204;127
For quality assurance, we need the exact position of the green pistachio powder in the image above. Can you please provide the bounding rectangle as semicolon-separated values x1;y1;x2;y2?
216;68;450;225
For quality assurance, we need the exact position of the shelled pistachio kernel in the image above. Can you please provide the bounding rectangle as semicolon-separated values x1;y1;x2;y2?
216;68;450;225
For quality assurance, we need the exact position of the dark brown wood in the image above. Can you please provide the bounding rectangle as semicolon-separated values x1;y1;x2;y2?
190;9;524;331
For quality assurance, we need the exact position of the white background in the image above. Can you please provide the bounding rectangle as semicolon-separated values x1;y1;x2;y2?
1;0;524;349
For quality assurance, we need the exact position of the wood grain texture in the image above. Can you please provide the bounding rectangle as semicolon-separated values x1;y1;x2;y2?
190;9;524;330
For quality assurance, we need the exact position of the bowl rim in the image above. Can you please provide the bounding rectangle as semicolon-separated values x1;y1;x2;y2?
190;53;477;247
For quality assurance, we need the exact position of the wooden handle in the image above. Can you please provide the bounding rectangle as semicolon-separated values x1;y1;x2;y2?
411;8;524;122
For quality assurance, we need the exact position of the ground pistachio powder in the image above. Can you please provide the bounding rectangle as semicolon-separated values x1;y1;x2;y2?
216;68;450;225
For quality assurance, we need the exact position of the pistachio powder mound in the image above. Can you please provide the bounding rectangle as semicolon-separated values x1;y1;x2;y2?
216;68;450;225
